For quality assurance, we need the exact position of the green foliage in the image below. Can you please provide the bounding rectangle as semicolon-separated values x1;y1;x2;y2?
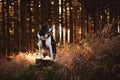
13;64;36;80
13;63;59;80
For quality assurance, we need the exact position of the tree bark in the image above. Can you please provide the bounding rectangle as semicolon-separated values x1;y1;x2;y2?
2;0;6;55
20;0;27;52
14;0;20;53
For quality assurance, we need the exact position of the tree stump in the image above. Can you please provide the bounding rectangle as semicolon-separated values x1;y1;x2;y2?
35;59;54;66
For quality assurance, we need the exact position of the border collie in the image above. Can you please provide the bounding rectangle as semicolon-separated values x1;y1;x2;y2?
37;23;56;60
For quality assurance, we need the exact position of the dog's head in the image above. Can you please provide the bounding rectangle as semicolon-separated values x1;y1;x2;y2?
39;23;52;39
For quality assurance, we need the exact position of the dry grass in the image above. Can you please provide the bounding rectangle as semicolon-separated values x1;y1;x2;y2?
0;51;39;79
0;35;120;80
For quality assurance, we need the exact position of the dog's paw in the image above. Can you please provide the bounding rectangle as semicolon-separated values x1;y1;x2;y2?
36;56;44;59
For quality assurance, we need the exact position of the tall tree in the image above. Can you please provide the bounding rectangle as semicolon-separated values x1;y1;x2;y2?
28;0;32;51
6;0;10;55
41;0;50;24
70;0;73;42
2;0;6;55
20;0;27;52
14;0;20;53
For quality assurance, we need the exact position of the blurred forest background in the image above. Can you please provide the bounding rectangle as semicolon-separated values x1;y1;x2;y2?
0;0;120;55
0;0;120;80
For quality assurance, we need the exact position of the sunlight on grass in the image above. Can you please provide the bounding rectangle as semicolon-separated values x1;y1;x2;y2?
0;35;120;80
9;51;40;64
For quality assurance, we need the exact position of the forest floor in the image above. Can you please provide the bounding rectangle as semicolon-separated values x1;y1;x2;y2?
0;35;120;80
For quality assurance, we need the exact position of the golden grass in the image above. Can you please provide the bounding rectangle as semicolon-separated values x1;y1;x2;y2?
0;35;120;80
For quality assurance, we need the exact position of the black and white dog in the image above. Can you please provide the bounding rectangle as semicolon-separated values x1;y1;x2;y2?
37;23;56;60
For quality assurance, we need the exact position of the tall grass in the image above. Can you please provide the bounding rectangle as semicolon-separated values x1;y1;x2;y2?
0;35;120;80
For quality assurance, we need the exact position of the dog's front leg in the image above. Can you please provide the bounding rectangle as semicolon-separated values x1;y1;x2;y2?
49;45;54;60
37;40;44;59
46;36;54;60
39;47;44;59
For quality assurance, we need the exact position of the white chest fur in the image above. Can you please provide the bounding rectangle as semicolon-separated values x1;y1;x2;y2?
38;36;51;48
44;36;52;47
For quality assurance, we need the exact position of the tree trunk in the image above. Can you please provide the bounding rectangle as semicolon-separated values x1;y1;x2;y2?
28;0;32;51
6;0;10;55
20;0;27;52
14;0;20;53
70;1;73;42
41;0;50;24
2;0;6;55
